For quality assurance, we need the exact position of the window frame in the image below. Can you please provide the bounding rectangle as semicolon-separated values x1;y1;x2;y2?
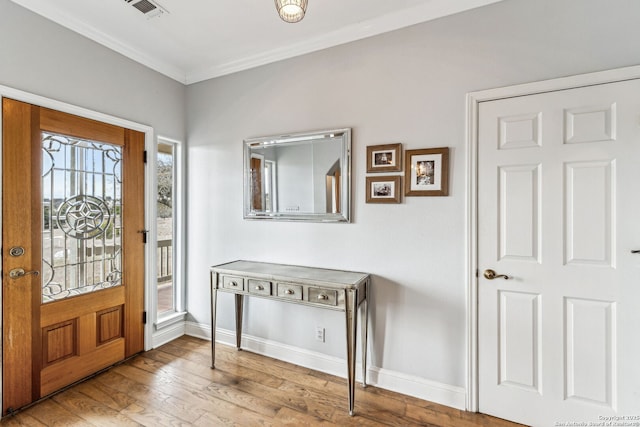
150;136;186;334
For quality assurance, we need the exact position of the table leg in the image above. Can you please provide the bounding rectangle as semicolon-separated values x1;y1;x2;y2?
361;281;368;387
210;274;218;369
345;289;358;416
235;293;244;350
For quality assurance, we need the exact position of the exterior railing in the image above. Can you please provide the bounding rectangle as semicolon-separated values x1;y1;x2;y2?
157;239;172;284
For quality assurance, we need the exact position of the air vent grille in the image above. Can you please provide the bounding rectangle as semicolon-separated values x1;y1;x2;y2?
132;0;157;14
123;0;168;18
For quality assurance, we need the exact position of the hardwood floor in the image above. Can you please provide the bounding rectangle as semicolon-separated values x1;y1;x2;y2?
1;336;523;426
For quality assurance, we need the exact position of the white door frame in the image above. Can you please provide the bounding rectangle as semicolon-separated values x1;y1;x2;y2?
0;85;156;358
465;64;640;412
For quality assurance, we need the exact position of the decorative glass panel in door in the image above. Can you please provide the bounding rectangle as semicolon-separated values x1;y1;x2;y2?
42;132;122;302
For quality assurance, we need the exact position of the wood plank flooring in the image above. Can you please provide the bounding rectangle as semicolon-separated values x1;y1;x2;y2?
1;336;524;426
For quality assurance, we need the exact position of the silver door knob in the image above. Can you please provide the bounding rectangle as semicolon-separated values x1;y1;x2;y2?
483;269;510;280
9;268;40;279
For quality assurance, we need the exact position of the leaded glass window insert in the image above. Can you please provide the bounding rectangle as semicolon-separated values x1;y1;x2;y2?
42;132;123;303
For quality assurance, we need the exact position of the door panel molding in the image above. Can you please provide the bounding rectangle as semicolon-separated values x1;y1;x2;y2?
40;287;125;327
465;64;640;413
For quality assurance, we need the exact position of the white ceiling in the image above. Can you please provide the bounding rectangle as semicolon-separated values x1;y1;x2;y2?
11;0;503;85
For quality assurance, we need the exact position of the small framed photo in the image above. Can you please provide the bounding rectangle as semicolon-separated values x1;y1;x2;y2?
366;176;402;204
404;147;449;196
366;143;402;173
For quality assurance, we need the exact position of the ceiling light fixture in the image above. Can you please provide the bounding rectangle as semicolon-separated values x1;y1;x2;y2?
275;0;308;23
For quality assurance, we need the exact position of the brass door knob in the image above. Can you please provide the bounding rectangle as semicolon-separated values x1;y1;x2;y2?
483;269;510;280
9;268;40;279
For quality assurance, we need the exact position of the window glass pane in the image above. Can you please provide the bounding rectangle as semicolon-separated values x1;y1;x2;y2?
157;142;174;314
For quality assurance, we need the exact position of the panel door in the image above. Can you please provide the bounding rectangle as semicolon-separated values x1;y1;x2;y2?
478;79;640;426
2;98;145;414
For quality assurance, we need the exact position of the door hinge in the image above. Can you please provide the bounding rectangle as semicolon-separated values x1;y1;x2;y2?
138;229;149;244
143;150;148;163
143;311;147;324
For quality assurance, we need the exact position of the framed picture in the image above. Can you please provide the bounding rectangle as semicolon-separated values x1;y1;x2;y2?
366;176;402;204
366;143;402;173
404;147;449;196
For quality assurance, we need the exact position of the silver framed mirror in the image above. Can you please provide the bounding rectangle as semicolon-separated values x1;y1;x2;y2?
243;128;351;222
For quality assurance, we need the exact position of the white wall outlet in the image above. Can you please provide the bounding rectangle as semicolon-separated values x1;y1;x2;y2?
315;326;325;342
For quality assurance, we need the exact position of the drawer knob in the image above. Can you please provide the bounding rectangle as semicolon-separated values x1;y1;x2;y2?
231;281;238;287
317;294;328;300
285;289;294;295
255;285;264;291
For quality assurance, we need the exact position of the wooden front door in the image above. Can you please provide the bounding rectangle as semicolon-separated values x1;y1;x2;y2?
2;98;145;414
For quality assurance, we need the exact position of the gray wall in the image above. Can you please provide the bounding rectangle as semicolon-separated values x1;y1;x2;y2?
186;0;640;390
0;0;185;140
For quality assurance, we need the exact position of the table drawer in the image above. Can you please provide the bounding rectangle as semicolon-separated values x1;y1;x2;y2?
221;275;244;291
308;288;337;306
248;279;272;296
277;283;302;300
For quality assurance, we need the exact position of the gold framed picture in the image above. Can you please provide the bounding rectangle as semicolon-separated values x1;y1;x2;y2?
366;143;402;173
404;147;449;196
366;176;402;204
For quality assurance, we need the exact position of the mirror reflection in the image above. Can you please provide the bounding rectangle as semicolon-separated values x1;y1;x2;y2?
244;128;351;222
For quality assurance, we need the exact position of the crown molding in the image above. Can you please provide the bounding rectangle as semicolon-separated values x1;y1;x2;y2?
10;0;187;83
186;0;503;84
11;0;503;86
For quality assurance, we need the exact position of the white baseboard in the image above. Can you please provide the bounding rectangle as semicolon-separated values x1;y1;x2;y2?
368;366;466;410
184;321;466;410
185;320;212;340
152;320;186;348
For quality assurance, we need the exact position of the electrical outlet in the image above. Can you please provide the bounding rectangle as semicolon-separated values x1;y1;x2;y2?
315;326;325;342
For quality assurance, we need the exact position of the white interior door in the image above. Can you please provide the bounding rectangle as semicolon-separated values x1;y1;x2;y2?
478;79;640;426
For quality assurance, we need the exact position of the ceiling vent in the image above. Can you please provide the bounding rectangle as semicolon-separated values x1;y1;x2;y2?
124;0;168;19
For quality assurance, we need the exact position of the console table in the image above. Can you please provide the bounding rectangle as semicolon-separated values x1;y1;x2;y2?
210;260;370;416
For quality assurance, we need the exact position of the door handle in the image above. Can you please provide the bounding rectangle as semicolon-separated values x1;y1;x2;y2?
8;268;40;279
631;250;640;254
483;269;510;280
